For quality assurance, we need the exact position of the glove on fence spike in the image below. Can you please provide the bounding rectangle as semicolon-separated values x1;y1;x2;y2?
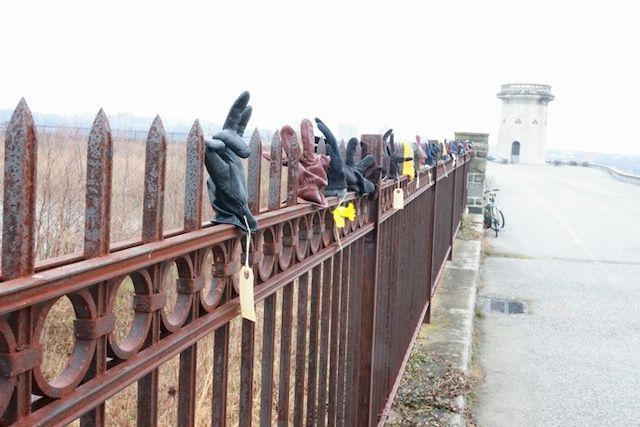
315;118;347;197
345;138;377;195
383;129;412;180
204;91;258;233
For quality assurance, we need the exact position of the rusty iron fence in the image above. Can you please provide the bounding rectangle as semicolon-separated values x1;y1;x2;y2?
0;99;469;426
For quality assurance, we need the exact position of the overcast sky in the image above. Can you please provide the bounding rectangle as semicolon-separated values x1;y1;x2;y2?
1;0;638;154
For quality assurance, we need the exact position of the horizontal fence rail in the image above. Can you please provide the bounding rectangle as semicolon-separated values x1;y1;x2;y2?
0;100;470;426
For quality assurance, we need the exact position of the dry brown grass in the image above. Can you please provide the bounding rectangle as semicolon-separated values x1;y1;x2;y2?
0;127;203;259
0;126;316;425
97;280;311;426
39;272;316;426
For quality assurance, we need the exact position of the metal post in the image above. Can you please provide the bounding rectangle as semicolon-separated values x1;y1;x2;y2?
426;162;439;324
449;161;457;260
357;134;383;425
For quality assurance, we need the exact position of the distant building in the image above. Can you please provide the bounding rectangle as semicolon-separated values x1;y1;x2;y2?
496;83;554;164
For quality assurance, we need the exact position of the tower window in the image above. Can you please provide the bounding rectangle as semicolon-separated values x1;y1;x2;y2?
515;118;521;124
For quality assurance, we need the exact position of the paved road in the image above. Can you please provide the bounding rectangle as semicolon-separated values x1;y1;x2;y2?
475;163;640;427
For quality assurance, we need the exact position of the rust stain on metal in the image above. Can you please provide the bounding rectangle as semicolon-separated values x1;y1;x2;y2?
239;319;255;426
142;115;167;243
84;109;113;257
268;130;282;211
247;128;262;215
286;133;299;207
0;344;42;377
2;98;37;279
183;120;204;231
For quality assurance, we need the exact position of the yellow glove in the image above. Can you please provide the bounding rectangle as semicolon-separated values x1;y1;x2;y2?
402;142;415;180
333;203;356;228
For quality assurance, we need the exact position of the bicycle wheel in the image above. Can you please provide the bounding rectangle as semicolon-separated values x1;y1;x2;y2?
491;210;505;236
498;210;505;229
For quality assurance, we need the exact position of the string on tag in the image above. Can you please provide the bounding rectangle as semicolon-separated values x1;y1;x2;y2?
338;192;347;207
243;216;251;268
334;225;343;252
333;193;347;251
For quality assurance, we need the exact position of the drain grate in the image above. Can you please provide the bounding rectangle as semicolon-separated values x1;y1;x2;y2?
507;302;524;314
490;299;505;313
481;296;526;314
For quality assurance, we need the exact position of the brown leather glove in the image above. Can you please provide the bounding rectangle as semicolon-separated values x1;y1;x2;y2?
264;119;329;207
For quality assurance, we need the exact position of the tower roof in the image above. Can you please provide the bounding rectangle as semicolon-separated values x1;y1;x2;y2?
497;83;554;103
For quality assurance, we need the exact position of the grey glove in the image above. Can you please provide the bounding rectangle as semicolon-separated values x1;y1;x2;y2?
204;91;258;233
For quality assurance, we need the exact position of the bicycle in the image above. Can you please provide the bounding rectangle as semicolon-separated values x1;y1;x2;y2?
483;188;505;237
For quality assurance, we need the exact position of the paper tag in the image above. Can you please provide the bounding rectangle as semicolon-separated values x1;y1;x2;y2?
428;171;433;185
393;188;404;209
239;266;256;322
416;172;420;188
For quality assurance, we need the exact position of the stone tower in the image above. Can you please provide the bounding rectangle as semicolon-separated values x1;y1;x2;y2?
496;83;554;164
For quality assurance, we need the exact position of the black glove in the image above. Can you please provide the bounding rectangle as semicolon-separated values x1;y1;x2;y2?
382;128;412;180
315;118;347;197
204;91;258;233
345;138;376;195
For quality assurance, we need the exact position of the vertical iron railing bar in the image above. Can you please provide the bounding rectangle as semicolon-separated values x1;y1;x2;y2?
80;109;113;427
138;115;167;427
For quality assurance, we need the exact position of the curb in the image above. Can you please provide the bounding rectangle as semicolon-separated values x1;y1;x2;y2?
445;217;483;426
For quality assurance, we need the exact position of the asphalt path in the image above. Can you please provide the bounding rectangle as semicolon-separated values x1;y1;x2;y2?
474;163;640;426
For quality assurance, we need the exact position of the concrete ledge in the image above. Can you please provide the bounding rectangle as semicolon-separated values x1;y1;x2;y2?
585;163;640;185
549;161;640;186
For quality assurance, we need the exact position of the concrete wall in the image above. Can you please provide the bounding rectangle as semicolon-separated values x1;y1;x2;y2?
455;132;489;214
582;163;640;186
